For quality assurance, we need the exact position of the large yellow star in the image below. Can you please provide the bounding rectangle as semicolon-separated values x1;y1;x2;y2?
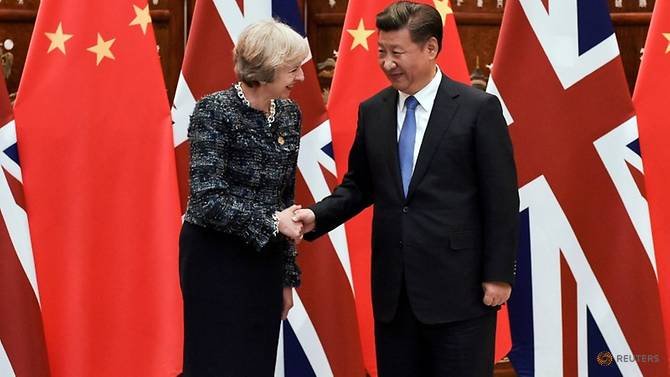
434;0;453;26
45;22;73;54
347;19;375;51
86;33;116;66
129;4;152;35
664;33;670;54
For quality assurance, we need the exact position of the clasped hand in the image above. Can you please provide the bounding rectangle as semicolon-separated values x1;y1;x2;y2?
275;205;315;244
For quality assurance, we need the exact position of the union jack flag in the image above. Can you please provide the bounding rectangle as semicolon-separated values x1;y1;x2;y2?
0;76;50;376
488;0;667;375
172;1;366;375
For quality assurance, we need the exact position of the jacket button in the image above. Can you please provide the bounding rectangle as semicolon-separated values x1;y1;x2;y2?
399;241;404;248
402;206;408;213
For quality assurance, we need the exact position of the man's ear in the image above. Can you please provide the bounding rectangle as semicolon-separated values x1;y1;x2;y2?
425;37;439;58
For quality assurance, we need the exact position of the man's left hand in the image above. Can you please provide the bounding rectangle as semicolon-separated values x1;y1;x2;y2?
482;281;512;306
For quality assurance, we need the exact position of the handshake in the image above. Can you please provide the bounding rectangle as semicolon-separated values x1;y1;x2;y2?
275;205;315;243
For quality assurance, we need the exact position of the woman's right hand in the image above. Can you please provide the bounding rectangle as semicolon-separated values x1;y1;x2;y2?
276;205;303;242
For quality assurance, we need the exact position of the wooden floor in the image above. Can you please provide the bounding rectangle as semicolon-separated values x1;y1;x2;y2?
359;359;517;376
494;359;517;376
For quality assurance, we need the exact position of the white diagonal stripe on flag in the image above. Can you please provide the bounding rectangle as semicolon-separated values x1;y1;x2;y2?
0;121;21;181
172;73;195;147
0;122;39;301
213;0;272;44
286;290;334;376
0;340;15;377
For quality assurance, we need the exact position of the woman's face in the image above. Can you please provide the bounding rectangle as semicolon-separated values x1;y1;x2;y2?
264;63;305;99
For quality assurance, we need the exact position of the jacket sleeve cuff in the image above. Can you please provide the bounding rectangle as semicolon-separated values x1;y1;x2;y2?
282;243;301;287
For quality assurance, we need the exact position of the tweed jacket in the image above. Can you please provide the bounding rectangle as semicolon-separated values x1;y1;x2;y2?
183;87;302;287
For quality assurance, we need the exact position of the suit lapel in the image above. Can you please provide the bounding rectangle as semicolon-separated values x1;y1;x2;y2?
379;89;405;200
406;76;459;201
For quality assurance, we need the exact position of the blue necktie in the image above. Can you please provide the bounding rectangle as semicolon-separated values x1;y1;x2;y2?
398;96;418;197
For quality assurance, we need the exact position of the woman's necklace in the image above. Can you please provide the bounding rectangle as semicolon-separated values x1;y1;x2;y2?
235;82;276;127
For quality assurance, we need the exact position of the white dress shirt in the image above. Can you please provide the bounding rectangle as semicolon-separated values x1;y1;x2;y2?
397;67;442;171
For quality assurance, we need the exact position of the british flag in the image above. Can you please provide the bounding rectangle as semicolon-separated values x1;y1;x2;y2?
0;76;50;376
488;0;667;375
172;1;366;375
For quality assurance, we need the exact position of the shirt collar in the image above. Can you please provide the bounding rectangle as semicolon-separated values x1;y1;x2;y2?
398;66;442;112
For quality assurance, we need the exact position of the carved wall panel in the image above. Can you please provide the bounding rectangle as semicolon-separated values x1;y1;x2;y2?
0;0;185;101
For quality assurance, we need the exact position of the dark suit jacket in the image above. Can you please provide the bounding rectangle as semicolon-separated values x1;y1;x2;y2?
306;75;519;324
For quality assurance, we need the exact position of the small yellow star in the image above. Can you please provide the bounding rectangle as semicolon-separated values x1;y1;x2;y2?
45;22;73;54
663;33;670;54
129;4;152;35
347;19;375;51
86;33;116;66
433;0;453;26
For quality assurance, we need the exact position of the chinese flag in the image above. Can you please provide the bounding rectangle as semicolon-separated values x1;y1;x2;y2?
328;1;513;375
13;1;182;376
634;0;670;372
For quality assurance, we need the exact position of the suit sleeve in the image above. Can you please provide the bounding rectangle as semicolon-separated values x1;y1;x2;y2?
475;95;519;285
304;105;375;240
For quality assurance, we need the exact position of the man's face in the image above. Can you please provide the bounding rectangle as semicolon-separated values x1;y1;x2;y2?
377;27;438;95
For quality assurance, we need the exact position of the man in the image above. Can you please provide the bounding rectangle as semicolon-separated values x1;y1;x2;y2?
294;2;518;376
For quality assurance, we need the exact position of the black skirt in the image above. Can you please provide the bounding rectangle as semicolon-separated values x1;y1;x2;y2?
179;221;284;377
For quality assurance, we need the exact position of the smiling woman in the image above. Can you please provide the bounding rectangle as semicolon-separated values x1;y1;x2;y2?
178;19;310;377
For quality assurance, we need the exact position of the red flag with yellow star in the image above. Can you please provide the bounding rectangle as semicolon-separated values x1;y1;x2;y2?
326;1;509;375
13;1;182;376
634;0;670;371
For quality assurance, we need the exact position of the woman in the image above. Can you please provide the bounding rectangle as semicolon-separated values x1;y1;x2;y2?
179;19;308;376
